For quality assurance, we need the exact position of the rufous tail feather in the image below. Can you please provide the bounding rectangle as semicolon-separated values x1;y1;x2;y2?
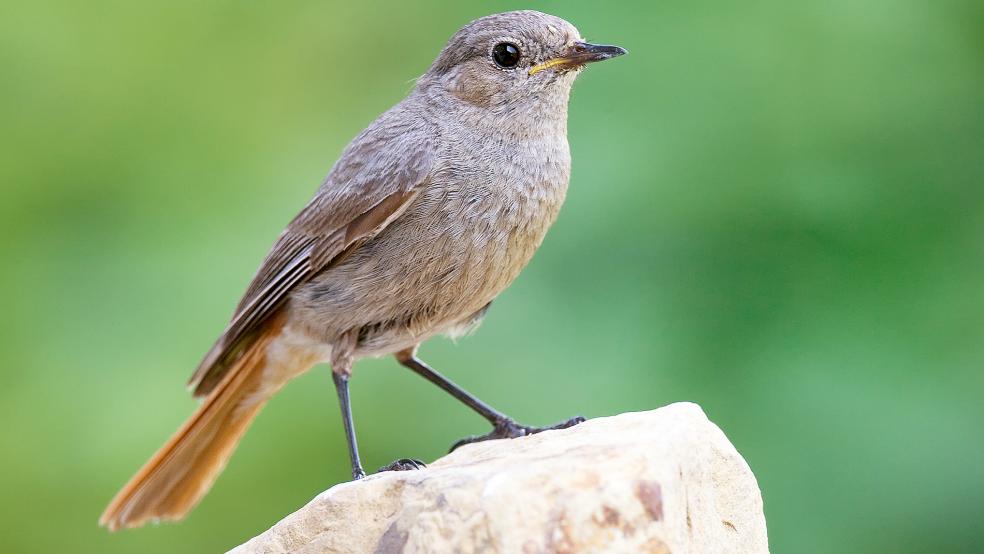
99;318;284;531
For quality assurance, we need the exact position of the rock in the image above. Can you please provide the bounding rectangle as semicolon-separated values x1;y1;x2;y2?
230;403;768;554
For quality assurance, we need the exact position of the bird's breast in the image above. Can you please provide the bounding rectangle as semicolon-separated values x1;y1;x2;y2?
293;132;571;352
387;135;571;305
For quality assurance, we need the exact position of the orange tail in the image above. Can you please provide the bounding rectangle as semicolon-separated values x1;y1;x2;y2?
100;323;283;531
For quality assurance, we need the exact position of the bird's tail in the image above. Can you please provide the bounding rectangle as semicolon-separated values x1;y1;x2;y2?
99;317;286;531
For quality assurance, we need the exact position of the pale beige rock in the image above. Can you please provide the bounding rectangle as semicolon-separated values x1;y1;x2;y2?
230;403;768;554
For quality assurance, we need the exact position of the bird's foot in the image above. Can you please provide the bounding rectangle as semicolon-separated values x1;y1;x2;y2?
376;458;427;473
450;415;586;452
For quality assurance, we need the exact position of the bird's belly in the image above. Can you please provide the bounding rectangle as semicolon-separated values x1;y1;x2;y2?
291;178;566;355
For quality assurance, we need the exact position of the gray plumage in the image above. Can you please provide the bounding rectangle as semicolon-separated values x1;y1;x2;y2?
101;10;625;531
191;10;585;392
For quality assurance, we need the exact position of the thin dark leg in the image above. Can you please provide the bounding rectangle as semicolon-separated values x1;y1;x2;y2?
395;351;585;451
332;372;366;480
396;354;510;424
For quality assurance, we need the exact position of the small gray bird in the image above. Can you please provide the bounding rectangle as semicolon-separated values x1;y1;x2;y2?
101;10;625;531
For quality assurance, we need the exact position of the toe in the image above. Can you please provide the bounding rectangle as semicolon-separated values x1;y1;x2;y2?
376;458;427;473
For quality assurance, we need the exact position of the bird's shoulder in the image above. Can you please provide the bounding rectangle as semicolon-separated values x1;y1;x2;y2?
290;99;440;236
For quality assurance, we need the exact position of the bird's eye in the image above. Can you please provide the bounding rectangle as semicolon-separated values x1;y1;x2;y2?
492;42;521;68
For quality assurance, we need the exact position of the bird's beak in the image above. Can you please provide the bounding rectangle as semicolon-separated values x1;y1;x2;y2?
528;41;627;76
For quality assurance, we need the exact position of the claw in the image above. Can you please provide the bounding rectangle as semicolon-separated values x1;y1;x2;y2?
376;458;427;473
450;415;586;452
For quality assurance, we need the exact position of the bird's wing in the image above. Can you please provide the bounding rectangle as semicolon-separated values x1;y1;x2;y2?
187;108;436;397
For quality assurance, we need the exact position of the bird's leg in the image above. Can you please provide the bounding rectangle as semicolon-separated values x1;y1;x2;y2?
333;336;425;477
331;371;366;480
395;349;585;452
333;371;427;476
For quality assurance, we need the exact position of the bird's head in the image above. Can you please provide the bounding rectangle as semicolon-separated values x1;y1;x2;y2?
422;11;626;110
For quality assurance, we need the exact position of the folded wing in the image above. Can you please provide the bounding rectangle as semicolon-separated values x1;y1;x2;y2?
188;107;435;397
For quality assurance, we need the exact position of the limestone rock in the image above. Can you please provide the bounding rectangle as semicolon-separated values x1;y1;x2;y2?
230;403;768;553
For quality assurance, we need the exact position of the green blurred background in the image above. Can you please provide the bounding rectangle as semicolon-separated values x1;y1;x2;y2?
2;0;982;552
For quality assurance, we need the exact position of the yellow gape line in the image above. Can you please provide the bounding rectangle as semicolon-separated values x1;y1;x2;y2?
528;58;569;76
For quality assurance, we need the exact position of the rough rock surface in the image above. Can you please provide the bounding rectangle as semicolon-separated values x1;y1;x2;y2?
230;403;768;553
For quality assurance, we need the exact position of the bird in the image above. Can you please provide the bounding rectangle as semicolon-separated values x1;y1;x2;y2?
100;10;626;531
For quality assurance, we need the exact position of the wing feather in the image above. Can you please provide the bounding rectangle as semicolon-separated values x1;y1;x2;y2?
187;104;435;397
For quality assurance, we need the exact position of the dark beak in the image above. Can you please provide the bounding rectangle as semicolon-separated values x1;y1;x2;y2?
568;41;628;64
529;41;627;75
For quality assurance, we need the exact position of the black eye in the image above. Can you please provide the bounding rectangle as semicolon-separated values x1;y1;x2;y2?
492;42;521;68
